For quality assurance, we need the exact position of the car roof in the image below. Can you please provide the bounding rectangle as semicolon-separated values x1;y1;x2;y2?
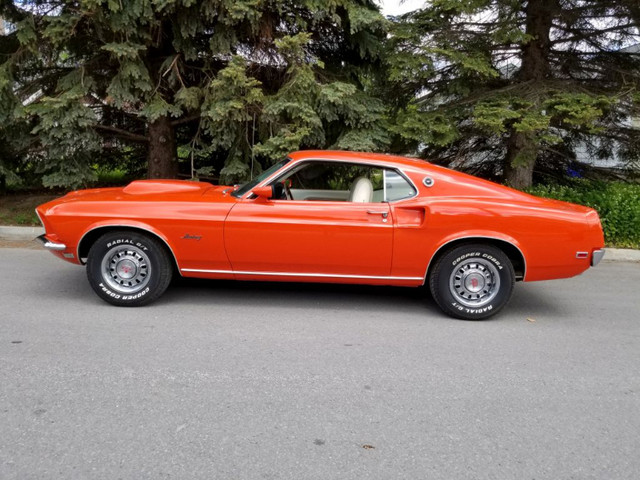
287;150;431;171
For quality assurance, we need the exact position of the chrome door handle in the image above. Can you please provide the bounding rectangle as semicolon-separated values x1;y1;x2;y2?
367;210;388;218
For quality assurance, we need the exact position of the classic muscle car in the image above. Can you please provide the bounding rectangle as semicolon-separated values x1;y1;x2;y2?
36;150;605;319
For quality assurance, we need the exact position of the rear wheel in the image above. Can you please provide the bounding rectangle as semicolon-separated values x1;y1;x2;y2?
86;231;173;306
429;244;515;320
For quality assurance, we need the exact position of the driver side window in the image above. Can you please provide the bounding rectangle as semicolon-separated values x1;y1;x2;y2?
272;161;385;203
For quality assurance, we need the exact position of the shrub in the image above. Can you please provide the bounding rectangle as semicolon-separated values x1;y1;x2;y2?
527;180;640;249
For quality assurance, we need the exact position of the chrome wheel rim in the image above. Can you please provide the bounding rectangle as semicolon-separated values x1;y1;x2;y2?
449;257;500;308
101;245;151;294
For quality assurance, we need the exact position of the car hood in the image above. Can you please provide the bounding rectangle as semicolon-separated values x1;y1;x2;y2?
53;180;234;202
37;181;236;217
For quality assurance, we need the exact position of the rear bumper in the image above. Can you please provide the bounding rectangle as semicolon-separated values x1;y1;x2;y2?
36;234;67;251
591;249;605;267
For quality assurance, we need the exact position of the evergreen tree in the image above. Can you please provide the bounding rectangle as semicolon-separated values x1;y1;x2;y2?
0;0;388;187
387;0;640;187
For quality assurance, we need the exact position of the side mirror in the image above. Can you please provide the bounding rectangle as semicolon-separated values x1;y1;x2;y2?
251;185;273;200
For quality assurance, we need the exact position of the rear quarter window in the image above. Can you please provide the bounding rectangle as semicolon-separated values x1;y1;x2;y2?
385;170;416;201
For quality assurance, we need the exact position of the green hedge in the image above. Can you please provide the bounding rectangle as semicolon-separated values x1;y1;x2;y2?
526;181;640;249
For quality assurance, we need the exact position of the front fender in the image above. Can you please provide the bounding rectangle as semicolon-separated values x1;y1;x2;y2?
76;220;179;269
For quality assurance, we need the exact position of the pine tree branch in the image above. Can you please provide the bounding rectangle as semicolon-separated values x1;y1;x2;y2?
94;125;149;143
551;23;639;45
171;113;202;127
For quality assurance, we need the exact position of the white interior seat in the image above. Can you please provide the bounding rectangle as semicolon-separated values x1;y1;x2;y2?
348;177;373;203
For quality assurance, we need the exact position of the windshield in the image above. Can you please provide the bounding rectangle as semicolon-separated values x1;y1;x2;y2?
231;158;291;198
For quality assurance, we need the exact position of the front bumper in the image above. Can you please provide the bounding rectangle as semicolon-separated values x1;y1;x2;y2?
591;249;605;267
36;234;67;251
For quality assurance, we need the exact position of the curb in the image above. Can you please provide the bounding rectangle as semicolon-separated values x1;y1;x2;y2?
1;225;639;262
603;248;640;262
0;226;44;241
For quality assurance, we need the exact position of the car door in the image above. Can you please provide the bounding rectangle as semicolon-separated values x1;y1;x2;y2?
223;161;394;278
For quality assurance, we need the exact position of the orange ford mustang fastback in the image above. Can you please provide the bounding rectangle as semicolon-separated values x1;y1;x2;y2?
36;150;605;320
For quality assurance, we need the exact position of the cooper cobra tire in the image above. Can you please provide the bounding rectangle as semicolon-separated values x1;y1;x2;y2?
86;231;173;307
429;243;515;320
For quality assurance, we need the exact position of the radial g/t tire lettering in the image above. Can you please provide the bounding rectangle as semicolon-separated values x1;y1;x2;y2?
86;231;173;307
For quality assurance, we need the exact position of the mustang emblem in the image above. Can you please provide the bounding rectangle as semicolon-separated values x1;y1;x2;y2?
182;234;202;241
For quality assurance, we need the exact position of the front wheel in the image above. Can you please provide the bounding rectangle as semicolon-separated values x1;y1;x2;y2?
86;231;173;306
429;244;515;320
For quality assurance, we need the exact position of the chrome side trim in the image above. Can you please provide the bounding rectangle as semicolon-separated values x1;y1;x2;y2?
423;235;528;284
181;268;424;281
591;249;605;267
383;169;388;200
76;224;181;273
37;234;66;251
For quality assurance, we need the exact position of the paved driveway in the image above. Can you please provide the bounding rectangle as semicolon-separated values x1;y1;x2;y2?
1;248;639;479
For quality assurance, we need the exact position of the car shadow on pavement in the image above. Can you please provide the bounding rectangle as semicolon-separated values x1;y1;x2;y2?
166;277;562;320
32;263;563;322
165;277;433;314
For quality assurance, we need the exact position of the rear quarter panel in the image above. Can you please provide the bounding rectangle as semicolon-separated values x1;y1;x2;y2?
394;166;603;282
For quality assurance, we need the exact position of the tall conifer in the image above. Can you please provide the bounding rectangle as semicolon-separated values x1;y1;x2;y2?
0;0;388;186
388;0;640;187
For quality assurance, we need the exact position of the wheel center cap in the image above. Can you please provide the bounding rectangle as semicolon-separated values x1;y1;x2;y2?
116;259;137;279
464;272;485;293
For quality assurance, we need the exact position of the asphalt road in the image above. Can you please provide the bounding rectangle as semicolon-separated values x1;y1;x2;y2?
1;248;639;480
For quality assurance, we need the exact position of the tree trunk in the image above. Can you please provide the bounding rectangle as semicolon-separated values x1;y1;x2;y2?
504;132;536;189
504;0;557;188
147;115;178;179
